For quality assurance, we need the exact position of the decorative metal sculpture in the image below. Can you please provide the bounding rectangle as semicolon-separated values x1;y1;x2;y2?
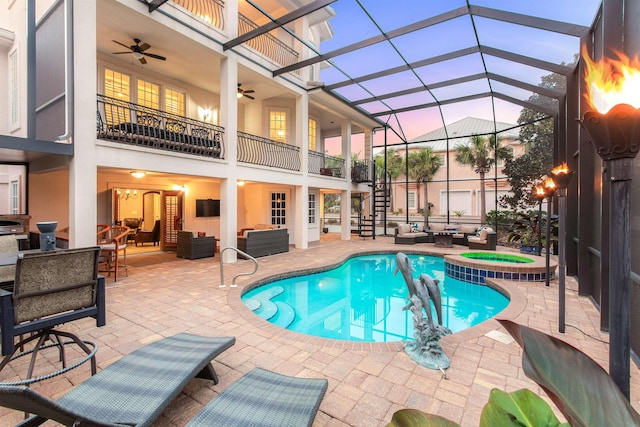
394;253;451;369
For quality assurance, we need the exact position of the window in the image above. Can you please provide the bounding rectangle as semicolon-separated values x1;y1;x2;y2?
270;111;286;143
137;79;159;109
308;194;316;224
308;118;317;151
408;192;416;210
10;181;19;214
104;69;131;124
271;192;286;225
104;69;130;101
9;50;19;127
165;88;185;117
437;153;447;167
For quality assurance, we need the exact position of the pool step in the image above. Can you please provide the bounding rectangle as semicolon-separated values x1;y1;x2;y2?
246;286;284;321
272;301;295;328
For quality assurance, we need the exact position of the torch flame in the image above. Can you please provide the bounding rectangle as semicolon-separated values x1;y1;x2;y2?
551;162;569;175
535;185;546;197
582;45;640;114
544;177;556;191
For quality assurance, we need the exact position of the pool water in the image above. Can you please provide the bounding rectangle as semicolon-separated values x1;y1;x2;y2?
460;252;534;263
242;254;509;343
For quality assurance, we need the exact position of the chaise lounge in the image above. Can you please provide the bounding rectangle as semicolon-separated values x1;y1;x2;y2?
0;333;235;427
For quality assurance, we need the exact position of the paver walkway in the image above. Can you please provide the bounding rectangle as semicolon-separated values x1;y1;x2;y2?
0;236;638;426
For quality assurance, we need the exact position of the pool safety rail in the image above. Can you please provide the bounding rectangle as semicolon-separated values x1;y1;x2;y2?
444;252;556;285
219;247;258;288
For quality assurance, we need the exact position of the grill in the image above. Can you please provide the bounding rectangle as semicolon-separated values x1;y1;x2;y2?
0;220;24;235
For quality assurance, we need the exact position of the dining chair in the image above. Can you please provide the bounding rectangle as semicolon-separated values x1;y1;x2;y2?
0;247;105;381
96;224;111;244
98;225;130;281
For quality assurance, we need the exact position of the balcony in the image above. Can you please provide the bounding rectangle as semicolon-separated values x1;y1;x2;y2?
237;132;300;171
351;160;371;183
170;0;300;71
97;94;225;159
308;150;345;178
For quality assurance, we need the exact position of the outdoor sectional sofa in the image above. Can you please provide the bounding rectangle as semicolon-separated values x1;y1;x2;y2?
237;225;289;257
394;223;432;244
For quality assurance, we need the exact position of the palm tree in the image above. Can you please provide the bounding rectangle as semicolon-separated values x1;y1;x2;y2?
374;149;403;212
407;147;442;228
455;134;513;224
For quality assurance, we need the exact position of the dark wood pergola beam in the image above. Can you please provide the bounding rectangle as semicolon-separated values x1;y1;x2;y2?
147;0;169;13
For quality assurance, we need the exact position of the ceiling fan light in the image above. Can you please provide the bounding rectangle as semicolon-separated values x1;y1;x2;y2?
237;92;243;99
132;51;144;59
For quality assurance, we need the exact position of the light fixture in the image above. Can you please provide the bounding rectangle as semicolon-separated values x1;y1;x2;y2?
130;171;146;179
132;51;144;60
237;180;245;186
173;184;187;192
237;91;243;99
118;189;138;200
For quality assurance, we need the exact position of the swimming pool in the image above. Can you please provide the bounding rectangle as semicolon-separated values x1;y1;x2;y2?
241;254;509;343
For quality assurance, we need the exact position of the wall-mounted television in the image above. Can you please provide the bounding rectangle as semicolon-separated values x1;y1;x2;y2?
195;199;220;217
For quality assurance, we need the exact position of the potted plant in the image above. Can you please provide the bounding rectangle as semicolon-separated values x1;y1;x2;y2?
507;211;540;254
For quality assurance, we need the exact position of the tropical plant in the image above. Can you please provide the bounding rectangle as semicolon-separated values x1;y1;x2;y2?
455;135;512;224
501;65;573;211
407;148;442;229
386;319;640;427
507;211;540;246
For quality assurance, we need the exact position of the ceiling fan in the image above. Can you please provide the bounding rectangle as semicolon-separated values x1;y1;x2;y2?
112;38;166;65
237;83;255;100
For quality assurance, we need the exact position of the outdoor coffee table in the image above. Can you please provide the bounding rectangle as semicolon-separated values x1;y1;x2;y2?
434;232;453;248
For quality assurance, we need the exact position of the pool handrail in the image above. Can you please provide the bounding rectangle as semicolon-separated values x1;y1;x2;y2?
219;247;258;288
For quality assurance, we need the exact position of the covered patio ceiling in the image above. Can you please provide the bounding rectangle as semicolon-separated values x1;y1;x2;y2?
242;0;602;144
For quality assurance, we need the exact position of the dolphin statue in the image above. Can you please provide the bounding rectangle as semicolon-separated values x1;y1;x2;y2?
394;253;416;297
418;273;443;326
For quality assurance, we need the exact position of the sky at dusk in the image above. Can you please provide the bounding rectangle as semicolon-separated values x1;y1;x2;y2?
317;0;602;147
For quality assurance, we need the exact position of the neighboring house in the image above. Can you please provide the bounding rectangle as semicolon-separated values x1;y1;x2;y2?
0;0;379;258
390;117;523;222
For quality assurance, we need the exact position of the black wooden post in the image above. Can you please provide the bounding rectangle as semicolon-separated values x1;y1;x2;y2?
581;104;640;400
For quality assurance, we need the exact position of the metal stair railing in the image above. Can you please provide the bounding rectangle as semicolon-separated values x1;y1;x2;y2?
219;247;258;288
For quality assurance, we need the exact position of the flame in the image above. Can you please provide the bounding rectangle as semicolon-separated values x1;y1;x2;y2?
551;162;569;175
534;185;546;197
544;177;556;191
582;45;640;113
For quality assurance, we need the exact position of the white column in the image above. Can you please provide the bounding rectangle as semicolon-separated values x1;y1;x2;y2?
341;120;352;240
295;92;309;248
220;55;238;262
69;0;97;248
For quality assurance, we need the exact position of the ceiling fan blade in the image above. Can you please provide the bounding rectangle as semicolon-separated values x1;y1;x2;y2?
112;51;132;55
112;40;132;50
244;90;255;94
139;57;147;65
245;94;255;100
138;42;151;51
143;52;166;61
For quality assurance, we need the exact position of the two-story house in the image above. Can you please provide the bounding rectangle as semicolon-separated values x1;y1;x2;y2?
0;0;380;258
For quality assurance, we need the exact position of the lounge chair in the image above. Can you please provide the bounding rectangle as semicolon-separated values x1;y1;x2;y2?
0;333;235;427
186;367;328;427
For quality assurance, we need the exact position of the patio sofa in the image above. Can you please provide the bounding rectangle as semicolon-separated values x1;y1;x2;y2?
394;223;431;244
467;227;498;250
237;225;289;257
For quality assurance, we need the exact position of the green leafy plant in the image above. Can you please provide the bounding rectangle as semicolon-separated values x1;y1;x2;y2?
386;319;640;427
507;211;540;246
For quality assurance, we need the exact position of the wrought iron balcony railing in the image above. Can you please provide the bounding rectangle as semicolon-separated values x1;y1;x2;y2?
97;94;225;159
172;0;225;29
237;132;300;171
308;150;346;178
170;0;299;71
351;160;371;182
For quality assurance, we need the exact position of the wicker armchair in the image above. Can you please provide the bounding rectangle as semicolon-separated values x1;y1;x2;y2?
98;225;130;281
0;247;105;380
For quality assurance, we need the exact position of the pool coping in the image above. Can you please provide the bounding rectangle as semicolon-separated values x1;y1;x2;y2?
227;249;531;352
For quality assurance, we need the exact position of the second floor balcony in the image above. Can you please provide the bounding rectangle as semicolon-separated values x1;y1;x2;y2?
97;94;225;159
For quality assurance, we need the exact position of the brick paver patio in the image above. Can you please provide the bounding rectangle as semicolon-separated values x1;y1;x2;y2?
0;236;638;426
